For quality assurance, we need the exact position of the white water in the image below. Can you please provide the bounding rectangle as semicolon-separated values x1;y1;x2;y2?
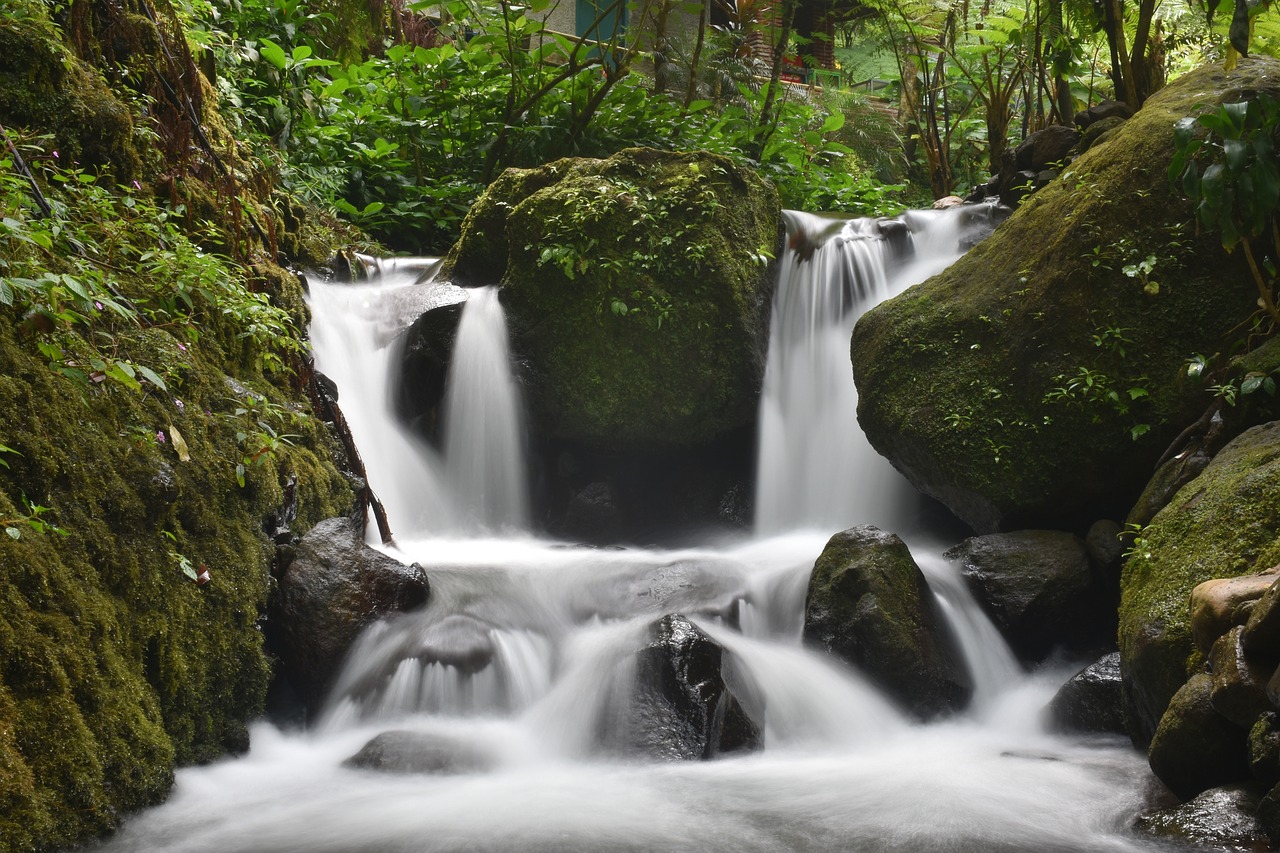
93;207;1167;853
441;287;531;532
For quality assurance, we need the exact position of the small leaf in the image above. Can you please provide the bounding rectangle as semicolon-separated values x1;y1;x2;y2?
136;364;168;391
5;526;19;540
169;424;191;462
1242;373;1266;394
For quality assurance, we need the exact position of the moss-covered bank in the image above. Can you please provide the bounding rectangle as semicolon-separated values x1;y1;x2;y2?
853;59;1276;533
0;3;357;850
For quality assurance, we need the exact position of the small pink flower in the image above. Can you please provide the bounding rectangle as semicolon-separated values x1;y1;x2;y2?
52;150;58;159
132;180;141;190
174;399;185;411
156;431;166;443
94;301;103;310
177;342;188;352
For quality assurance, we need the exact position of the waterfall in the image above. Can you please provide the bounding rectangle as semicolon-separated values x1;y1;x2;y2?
442;287;531;532
95;206;1166;853
307;276;530;536
754;208;990;535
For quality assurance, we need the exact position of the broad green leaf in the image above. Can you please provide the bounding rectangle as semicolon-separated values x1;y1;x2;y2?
259;39;287;70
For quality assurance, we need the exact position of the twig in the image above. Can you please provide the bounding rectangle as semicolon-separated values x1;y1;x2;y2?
0;123;54;219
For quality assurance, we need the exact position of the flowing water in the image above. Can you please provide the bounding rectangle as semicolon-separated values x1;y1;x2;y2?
93;207;1173;853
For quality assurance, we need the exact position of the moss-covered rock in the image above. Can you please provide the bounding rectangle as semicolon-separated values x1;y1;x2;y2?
803;526;971;719
0;297;352;852
442;147;782;451
852;59;1278;533
1120;420;1280;744
0;15;141;181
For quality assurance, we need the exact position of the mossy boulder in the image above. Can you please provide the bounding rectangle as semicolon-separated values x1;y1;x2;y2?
803;526;971;719
0;15;141;181
435;148;780;537
1120;420;1280;744
852;59;1276;533
0;289;350;853
441;147;781;451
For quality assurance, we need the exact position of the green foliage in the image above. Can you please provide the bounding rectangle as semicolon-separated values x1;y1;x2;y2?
0;137;301;385
185;0;900;252
1170;93;1280;330
1043;326;1152;440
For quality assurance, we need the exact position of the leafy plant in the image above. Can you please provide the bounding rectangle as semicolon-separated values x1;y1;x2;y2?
1169;94;1280;331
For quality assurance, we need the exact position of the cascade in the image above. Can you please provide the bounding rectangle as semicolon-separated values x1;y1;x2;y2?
441;286;531;532
95;207;1167;853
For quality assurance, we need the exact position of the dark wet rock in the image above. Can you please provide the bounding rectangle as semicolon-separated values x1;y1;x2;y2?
1074;99;1134;129
603;614;761;761
1135;784;1269;851
1244;578;1280;659
1148;672;1250;800
272;517;429;706
1126;449;1213;529
1014;124;1080;172
1259;781;1280;843
804;526;970;719
396;297;467;445
345;730;493;775
1250;713;1280;789
558;481;621;542
946;530;1108;662
1045;652;1125;735
1085;519;1124;577
1209;626;1274;730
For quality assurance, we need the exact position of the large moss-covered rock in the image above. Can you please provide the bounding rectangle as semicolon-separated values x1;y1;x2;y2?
0;311;352;853
441;147;781;451
803;526;971;718
1121;421;1280;744
852;59;1276;533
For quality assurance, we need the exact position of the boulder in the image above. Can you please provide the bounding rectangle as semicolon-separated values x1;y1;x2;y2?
433;148;780;540
803;526;970;718
1209;627;1275;729
1074;99;1135;128
1121;421;1280;743
441;147;780;452
853;60;1274;534
1135;785;1269;850
1193;570;1280;655
1245;579;1280;658
394;288;468;444
1013;124;1080;173
344;730;493;775
1148;673;1250;800
601;614;761;760
272;517;429;706
946;530;1109;661
1045;652;1125;735
1085;519;1124;577
1250;713;1280;788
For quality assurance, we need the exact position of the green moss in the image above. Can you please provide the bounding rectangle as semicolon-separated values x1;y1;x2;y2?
853;59;1278;533
0;15;141;181
1119;420;1280;744
449;148;780;449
